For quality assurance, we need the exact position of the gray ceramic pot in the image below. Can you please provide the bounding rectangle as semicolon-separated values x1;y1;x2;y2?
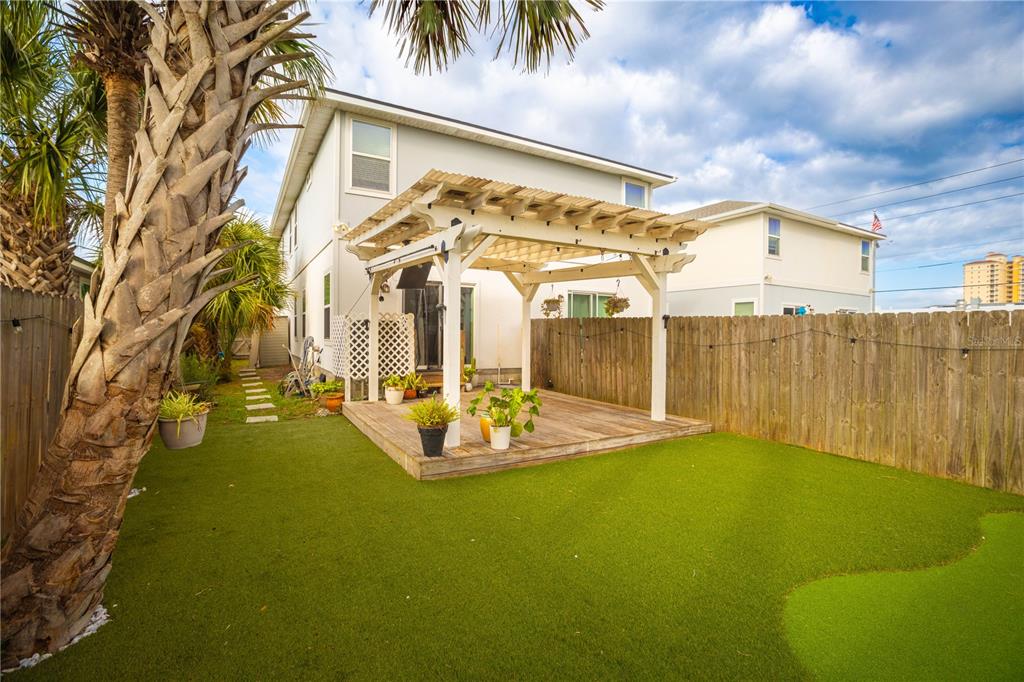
158;411;209;449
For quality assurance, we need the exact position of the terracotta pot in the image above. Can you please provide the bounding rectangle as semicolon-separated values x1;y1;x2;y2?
384;386;404;405
490;425;511;450
404;388;417;400
324;392;343;413
479;416;491;443
418;425;448;457
158;412;209;450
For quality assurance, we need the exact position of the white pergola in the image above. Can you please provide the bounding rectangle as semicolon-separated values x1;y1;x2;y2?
345;170;713;446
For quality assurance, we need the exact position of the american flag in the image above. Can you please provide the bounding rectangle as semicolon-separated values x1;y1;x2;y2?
871;211;883;232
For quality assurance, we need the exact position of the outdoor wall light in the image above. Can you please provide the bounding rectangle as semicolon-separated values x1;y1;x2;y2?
11;318;23;334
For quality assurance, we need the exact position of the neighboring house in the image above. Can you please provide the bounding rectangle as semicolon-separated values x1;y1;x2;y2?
270;90;672;375
963;252;1023;304
70;255;94;299
666;201;883;316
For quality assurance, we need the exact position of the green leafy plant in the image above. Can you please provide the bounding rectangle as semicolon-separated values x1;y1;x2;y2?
310;380;344;398
403;372;427;391
541;295;564;318
604;294;630;317
469;382;541;437
179;353;219;385
158;391;211;437
405;396;460;428
462;358;477;384
383;374;405;389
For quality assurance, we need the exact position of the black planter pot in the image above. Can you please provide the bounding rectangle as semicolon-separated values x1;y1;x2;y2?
418;425;448;457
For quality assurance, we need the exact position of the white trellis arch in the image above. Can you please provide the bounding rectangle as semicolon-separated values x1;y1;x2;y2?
329;313;415;402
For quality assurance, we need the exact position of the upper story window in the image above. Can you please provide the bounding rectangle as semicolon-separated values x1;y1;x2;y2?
623;180;648;208
622;178;647;206
350;118;394;195
767;217;781;257
860;240;870;272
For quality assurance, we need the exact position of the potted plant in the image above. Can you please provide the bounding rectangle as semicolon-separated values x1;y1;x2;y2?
481;385;542;451
541;294;564;318
383;374;405;405
158;391;212;449
403;372;427;400
310;379;344;408
462;358;477;392
405;396;460;457
467;381;496;442
604;293;630;317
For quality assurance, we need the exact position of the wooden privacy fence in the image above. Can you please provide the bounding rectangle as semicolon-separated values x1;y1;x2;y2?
1;286;83;533
532;311;1023;495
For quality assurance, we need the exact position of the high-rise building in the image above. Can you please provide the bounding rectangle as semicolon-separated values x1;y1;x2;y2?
963;252;1022;303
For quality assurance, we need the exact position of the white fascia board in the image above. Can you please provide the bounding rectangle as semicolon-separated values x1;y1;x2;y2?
322;90;676;187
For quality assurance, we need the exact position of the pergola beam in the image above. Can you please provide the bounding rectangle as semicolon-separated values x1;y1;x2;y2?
347;183;443;248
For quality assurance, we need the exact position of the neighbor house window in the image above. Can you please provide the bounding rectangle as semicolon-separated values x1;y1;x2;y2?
323;273;331;339
350;119;394;194
623;180;648;208
861;240;870;272
292;294;299;343
733;300;755;316
782;304;808;316
767;217;781;256
569;292;611;318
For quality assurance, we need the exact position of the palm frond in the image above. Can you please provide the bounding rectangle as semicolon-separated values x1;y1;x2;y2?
369;0;479;75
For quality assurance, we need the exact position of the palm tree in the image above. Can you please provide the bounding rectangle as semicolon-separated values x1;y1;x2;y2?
370;0;604;73
0;0;104;294
194;214;291;380
0;0;602;664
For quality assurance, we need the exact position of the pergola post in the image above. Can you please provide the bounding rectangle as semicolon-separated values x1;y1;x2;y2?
442;244;463;447
367;273;382;401
521;284;539;390
650;270;669;421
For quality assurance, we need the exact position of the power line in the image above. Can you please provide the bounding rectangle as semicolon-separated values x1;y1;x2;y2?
875;280;1023;294
829;174;1024;219
857;192;1024;228
805;158;1024;210
876;234;1024;260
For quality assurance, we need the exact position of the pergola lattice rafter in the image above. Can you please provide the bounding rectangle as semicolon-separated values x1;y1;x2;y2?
343;170;716;448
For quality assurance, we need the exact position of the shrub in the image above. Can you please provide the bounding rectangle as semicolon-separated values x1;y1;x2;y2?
180;353;219;385
405;396;460;428
310;380;344;398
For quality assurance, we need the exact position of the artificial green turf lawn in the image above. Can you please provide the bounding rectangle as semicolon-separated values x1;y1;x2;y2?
785;512;1024;681
14;420;1024;680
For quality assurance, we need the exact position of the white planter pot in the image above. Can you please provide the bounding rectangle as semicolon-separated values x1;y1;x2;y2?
490;425;512;450
384;386;405;405
464;382;473;392
158;412;208;450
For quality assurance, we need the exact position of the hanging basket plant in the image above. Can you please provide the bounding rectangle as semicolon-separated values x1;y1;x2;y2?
541;294;564;318
604;294;630;317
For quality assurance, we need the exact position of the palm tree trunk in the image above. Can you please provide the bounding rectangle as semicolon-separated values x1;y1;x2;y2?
101;73;140;240
0;0;310;665
0;197;75;295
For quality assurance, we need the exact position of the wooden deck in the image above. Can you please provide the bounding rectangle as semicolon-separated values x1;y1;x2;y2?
342;390;712;479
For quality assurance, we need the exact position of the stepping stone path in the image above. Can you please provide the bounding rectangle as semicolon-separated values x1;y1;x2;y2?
238;370;280;423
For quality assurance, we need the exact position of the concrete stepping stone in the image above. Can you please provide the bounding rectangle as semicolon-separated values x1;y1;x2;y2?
245;402;275;411
242;382;261;387
246;415;278;423
245;394;270;401
244;388;266;393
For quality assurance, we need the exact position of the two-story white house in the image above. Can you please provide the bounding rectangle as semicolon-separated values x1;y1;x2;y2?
270;90;672;377
666;201;883;316
270;90;882;378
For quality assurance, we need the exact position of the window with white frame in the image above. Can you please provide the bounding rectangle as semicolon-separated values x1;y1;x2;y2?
292;294;299;343
733;300;756;316
350;119;394;194
322;273;331;340
767;217;781;256
623;180;648;208
860;240;870;272
568;292;612;318
300;290;307;340
289;213;297;252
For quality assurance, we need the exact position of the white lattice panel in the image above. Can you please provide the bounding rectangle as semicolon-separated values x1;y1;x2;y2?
329;313;415;383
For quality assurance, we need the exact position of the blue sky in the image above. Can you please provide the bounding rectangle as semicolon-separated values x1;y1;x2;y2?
243;1;1024;309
